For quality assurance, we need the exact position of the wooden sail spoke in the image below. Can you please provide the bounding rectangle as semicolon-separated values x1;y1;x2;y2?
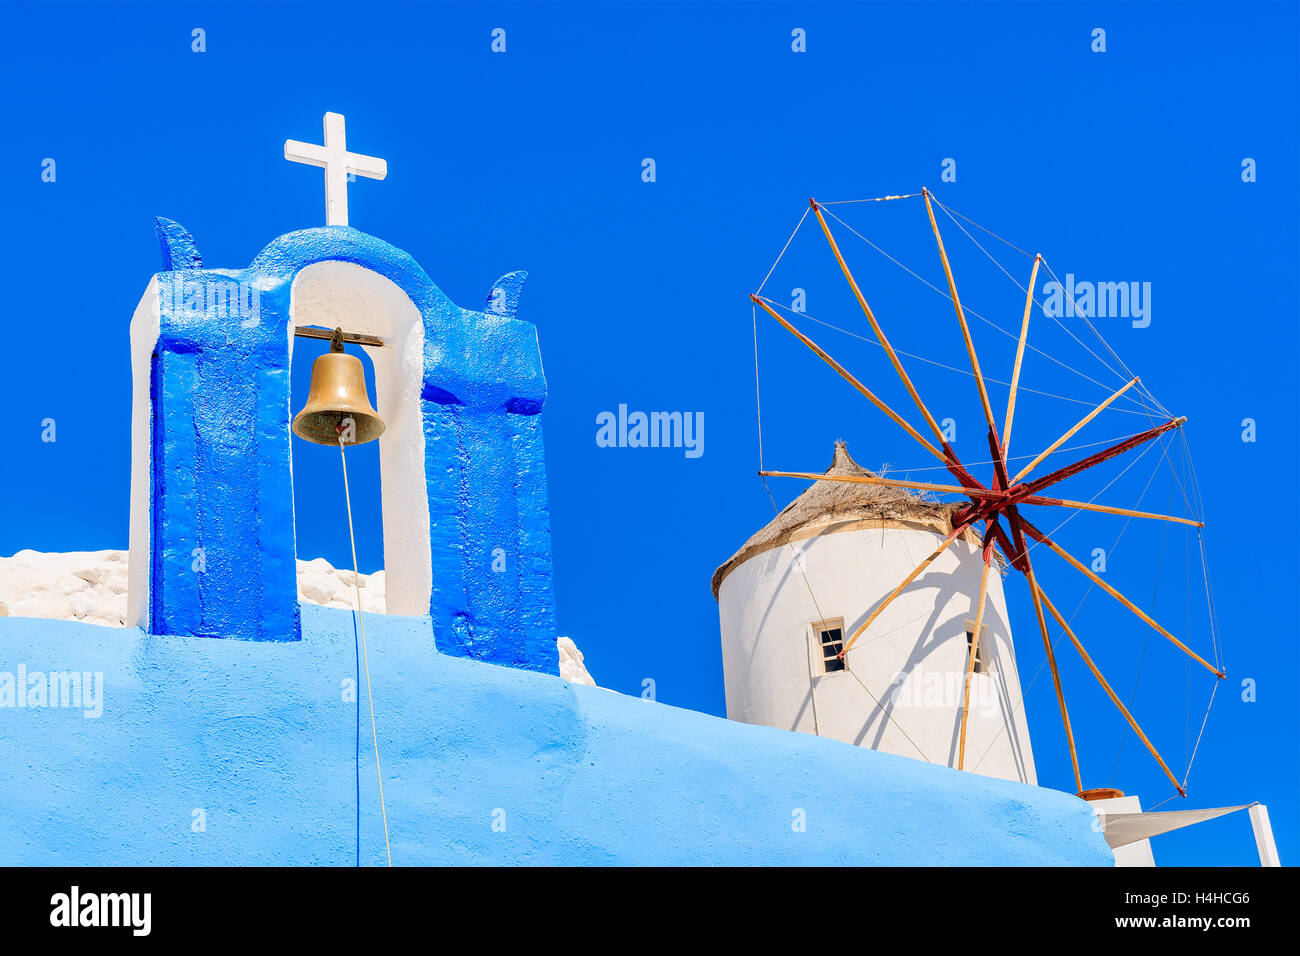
1019;416;1186;499
1009;376;1140;485
1021;521;1224;678
808;200;951;451
760;470;989;499
761;472;1203;528
1036;585;1186;795
922;188;999;438
750;295;948;465
1025;567;1082;793
839;522;973;657
1002;255;1042;459
957;556;992;770
1020;495;1203;528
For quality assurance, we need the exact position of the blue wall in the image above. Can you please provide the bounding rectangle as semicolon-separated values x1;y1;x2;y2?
0;607;1112;865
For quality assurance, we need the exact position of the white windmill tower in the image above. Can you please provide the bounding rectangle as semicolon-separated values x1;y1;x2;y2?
712;440;1037;784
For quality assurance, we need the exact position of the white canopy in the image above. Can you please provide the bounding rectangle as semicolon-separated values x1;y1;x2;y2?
1098;804;1254;849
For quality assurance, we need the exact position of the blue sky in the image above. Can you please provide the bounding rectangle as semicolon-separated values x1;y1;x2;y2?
1;1;1295;865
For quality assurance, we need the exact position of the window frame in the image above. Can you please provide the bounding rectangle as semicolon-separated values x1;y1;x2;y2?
963;617;993;676
809;617;848;676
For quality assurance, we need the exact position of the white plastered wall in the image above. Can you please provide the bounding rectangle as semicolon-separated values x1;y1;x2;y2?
288;261;432;615
1091;794;1156;866
126;277;161;628
717;525;1037;785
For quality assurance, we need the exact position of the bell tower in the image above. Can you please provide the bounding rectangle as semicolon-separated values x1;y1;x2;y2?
125;113;560;672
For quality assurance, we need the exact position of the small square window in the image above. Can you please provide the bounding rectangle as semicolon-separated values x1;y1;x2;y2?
964;620;990;675
812;619;846;674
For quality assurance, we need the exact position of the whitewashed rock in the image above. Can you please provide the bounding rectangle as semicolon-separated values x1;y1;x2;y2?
0;551;597;683
0;550;130;626
0;550;388;624
558;636;596;686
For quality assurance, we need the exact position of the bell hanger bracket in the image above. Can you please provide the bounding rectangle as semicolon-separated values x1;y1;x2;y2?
293;325;385;349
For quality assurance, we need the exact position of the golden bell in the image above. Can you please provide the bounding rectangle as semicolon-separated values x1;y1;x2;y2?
292;331;385;446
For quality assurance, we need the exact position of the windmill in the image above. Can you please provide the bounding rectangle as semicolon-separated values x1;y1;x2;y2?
744;189;1224;800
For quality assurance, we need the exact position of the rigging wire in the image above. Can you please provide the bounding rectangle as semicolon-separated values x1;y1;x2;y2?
1184;681;1219;792
918;196;1037;260
882;431;1178;477
816;207;1165;416
926;193;1174;420
1182;429;1223;668
971;434;1218;795
1186;526;1194;768
758;476;935;762
1038;257;1173;418
1149;425;1197;520
353;609;360;866
1108;464;1176;784
931;197;1035;295
755;294;1161;418
756;206;810;297
1019;431;1166;560
338;433;392;867
753;304;764;473
818;192;923;205
927;193;1161;408
931;199;1146;401
969;433;1169;774
1145;792;1182;813
756;287;930;759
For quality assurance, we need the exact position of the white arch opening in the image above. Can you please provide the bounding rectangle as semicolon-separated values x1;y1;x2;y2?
289;261;432;616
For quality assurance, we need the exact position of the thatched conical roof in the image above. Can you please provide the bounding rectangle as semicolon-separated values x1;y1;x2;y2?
711;441;980;599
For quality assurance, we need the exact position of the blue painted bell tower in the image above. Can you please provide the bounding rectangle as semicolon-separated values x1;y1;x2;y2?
126;213;559;674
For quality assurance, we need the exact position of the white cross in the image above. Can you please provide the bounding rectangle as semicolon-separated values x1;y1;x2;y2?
284;112;387;227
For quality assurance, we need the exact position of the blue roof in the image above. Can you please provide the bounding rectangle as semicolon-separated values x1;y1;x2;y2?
0;604;1112;865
